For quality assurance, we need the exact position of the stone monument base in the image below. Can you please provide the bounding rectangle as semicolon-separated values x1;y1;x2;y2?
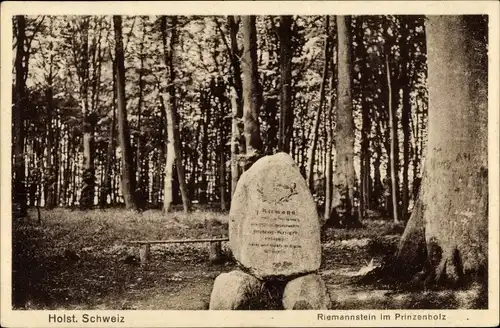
209;270;331;310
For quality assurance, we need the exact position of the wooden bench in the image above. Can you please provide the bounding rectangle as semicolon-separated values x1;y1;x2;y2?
127;238;229;266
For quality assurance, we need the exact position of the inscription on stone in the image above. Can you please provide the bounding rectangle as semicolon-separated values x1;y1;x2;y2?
248;208;301;254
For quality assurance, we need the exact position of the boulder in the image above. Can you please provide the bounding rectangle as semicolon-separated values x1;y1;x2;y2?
209;270;266;310
229;152;321;278
282;274;331;310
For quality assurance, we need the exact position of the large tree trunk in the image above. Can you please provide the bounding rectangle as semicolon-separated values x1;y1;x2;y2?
13;15;27;218
330;15;358;227
395;16;488;289
241;15;262;164
307;16;331;191
278;15;293;153
113;15;137;210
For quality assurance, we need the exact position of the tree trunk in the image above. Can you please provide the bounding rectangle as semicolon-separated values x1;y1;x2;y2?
170;17;191;212
78;18;95;210
161;16;191;213
359;29;370;220
330;15;358;227
412;100;421;200
199;87;211;204
307;16;331;190
385;54;399;223
372;117;383;211
100;61;117;208
113;15;137;210
228;15;246;161
241;15;263;164
159;94;174;212
394;16;488;289
219;145;227;212
324;93;335;222
230;88;239;196
62;128;71;206
12;15;27;218
45;54;57;209
54;109;62;205
400;18;411;219
227;16;243;197
278;15;293;153
135;21;147;209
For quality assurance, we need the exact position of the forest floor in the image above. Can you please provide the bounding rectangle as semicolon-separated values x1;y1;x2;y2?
12;207;482;310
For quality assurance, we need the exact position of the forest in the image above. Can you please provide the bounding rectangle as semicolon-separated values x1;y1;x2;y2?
12;14;429;220
10;14;488;311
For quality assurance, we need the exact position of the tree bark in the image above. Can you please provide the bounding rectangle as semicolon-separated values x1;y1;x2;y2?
278;15;293;153
160;94;174;212
45;29;57;209
230;88;240;196
372;118;383;210
219;145;227;212
324;89;335;222
400;18;412;219
78;18;96;210
228;15;246;161
394;15;488;288
199;87;211;204
135;19;147;209
241;15;263;163
330;15;358;227
359;24;370;220
13;15;27;218
170;17;191;213
307;16;331;191
385;54;399;223
113;15;137;210
161;16;191;212
100;60;117;208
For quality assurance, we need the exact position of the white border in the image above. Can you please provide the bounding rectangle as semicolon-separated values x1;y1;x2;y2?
1;1;499;327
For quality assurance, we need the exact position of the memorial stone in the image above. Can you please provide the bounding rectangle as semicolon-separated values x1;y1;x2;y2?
229;152;321;279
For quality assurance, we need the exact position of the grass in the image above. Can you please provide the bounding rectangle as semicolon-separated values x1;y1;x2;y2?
13;208;232;310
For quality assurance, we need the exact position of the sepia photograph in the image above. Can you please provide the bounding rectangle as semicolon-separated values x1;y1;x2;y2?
1;1;499;327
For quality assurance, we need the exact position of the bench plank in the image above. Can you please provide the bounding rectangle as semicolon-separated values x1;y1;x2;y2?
127;237;229;245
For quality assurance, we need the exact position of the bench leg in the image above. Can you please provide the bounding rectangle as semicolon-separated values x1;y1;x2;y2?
139;244;150;267
209;241;222;263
